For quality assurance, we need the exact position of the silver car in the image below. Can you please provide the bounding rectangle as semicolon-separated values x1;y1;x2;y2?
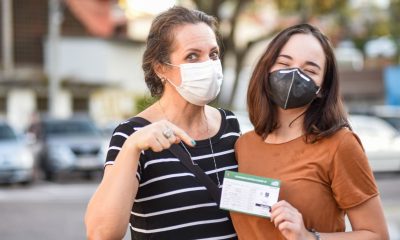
28;117;107;181
0;121;35;184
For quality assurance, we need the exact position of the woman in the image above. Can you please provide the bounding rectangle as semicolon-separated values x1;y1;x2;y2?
231;24;389;240
85;6;240;240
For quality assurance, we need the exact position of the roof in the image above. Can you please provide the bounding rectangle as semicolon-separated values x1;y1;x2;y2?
65;0;126;37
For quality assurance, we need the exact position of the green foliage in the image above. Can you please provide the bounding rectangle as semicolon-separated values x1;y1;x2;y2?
368;20;391;37
275;0;347;17
135;94;158;114
352;36;368;52
389;0;400;38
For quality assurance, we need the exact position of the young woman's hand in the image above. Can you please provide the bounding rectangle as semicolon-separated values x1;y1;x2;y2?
126;120;195;152
271;200;315;240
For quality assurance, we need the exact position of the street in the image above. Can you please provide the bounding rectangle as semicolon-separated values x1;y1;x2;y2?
0;173;399;240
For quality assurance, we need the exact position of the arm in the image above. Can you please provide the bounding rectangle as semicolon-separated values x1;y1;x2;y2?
320;195;389;240
85;140;141;240
85;120;195;240
271;196;389;240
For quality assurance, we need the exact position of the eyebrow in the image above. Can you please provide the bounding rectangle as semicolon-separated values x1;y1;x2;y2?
184;46;219;53
278;54;321;70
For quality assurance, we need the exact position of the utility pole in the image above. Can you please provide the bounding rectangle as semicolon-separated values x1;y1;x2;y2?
48;0;62;117
1;0;14;77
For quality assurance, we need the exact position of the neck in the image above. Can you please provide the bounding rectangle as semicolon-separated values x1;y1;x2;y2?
265;107;306;143
158;96;208;138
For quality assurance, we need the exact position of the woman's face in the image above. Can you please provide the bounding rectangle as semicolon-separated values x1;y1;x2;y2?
163;23;220;85
270;33;326;87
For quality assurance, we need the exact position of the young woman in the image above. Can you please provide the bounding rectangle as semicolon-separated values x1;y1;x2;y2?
231;24;389;240
85;6;240;240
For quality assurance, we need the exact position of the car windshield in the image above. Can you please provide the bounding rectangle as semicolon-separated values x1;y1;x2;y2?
0;124;17;141
350;115;398;138
44;120;99;137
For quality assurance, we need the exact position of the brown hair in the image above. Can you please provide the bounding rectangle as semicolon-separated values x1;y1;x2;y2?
142;6;219;97
247;23;350;141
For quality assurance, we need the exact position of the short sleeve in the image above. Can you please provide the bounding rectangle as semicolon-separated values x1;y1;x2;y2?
220;108;241;135
330;131;378;209
105;120;145;182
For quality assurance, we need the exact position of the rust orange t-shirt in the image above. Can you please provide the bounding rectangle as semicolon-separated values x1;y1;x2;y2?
230;128;378;240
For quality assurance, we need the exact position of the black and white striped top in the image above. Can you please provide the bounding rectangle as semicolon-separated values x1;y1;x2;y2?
105;108;240;240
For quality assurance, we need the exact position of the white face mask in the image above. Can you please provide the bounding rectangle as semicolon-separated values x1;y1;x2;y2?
165;59;223;106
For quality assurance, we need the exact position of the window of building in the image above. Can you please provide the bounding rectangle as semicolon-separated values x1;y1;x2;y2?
73;97;88;112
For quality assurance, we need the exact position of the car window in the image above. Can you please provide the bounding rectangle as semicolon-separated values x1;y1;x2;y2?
381;117;400;131
0;124;17;141
43;120;100;137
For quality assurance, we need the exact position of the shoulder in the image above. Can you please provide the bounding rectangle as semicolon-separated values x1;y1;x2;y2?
217;108;241;132
112;118;146;135
323;128;366;162
236;130;262;148
321;127;361;147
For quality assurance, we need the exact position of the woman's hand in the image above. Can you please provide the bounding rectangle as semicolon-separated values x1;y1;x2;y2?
127;119;195;152
271;200;315;240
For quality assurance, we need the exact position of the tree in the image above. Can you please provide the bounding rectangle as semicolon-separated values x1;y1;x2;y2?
389;0;400;63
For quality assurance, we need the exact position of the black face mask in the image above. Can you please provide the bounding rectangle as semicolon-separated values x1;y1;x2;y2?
268;68;320;110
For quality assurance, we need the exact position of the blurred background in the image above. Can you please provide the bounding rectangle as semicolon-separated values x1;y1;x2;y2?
0;0;399;239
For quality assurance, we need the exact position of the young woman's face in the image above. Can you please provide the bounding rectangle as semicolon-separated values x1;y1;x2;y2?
163;23;220;85
270;33;326;87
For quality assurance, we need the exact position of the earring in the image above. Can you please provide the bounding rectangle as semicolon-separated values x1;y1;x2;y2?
157;75;166;84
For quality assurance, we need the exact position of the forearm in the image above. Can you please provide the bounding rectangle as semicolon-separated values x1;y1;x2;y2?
85;143;141;239
318;230;387;240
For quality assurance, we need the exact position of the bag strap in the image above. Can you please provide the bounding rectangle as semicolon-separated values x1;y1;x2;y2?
129;117;221;204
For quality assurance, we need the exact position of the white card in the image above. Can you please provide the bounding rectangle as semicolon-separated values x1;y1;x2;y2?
220;171;280;218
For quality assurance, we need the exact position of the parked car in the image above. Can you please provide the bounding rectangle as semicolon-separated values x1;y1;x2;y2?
28;116;107;180
349;114;400;172
370;105;400;131
334;40;364;71
349;105;400;131
0;121;35;184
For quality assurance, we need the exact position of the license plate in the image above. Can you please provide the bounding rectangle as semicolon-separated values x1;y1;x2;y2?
75;156;101;169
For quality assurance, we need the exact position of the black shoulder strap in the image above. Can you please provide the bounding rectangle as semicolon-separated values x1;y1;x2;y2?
129;117;221;204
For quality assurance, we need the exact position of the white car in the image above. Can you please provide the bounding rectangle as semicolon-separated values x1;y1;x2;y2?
349;114;400;172
0;121;35;184
334;41;364;71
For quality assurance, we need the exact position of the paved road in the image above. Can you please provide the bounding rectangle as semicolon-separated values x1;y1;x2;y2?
0;173;399;240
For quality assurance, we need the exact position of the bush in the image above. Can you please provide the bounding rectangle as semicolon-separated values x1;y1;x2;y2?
135;94;158;114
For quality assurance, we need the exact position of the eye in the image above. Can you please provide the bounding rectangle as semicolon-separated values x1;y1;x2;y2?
210;51;220;60
304;69;317;75
185;53;198;62
277;62;289;67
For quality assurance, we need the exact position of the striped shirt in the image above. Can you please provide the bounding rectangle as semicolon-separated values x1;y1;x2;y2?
106;108;240;239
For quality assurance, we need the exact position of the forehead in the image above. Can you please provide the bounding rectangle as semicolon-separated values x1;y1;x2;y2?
279;33;325;66
171;23;218;53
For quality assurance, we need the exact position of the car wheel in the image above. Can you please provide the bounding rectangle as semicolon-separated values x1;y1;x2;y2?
44;171;56;181
20;179;33;186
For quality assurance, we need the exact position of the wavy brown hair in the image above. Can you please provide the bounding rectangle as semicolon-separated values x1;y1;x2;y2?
142;6;219;97
247;23;350;141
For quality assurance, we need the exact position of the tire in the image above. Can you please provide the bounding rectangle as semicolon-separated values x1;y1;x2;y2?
44;170;56;181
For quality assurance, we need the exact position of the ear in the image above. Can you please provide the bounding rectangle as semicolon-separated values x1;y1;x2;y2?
154;61;167;78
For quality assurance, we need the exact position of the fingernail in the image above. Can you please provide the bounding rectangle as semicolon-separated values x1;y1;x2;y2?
191;140;196;146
